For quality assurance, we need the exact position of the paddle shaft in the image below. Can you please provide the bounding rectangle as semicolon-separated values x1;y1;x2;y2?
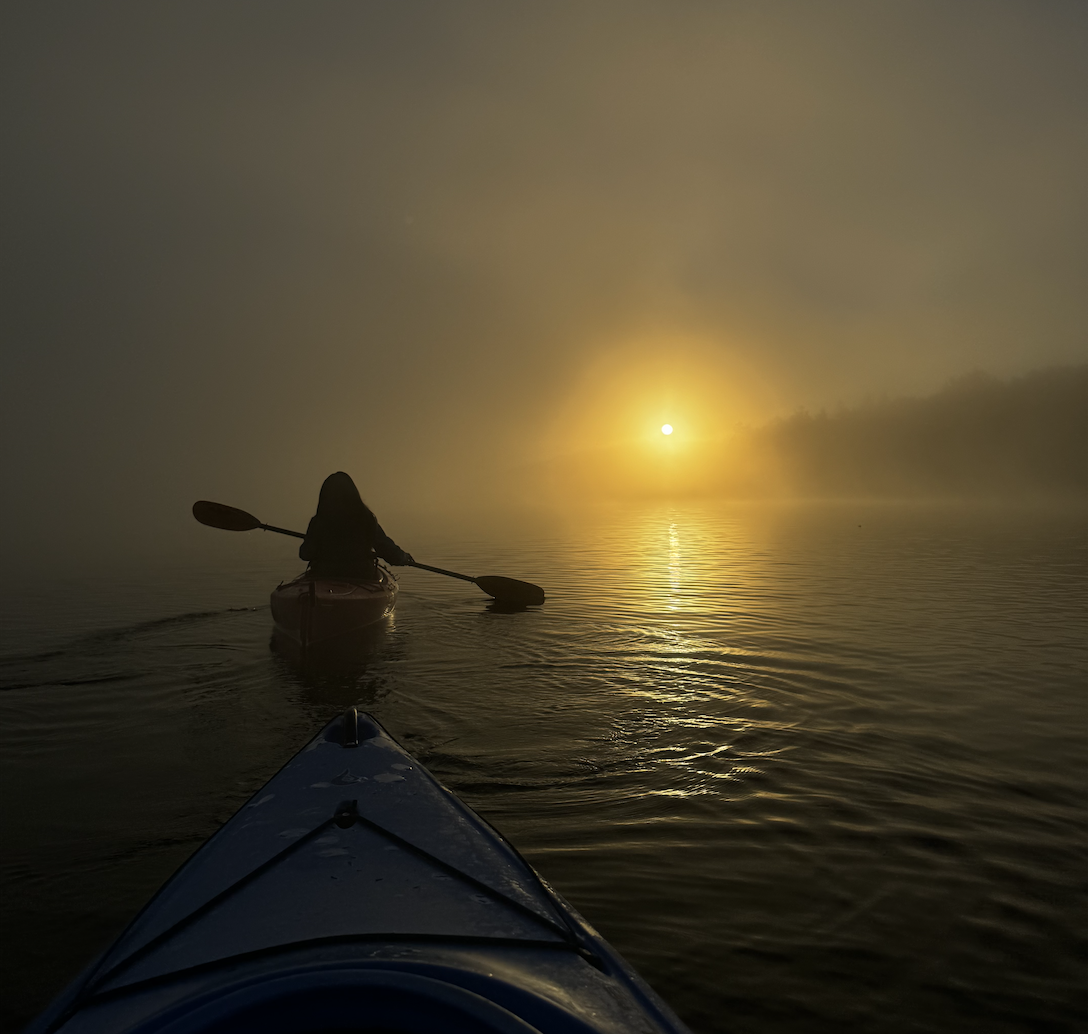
407;561;476;584
262;523;305;540
409;563;545;605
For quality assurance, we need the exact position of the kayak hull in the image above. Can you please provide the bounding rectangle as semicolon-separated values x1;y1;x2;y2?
269;568;397;649
30;710;692;1034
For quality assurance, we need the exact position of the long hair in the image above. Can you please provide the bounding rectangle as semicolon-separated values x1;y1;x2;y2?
314;472;378;542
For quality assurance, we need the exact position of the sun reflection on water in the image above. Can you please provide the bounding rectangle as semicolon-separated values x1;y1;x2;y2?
667;521;682;602
564;505;804;802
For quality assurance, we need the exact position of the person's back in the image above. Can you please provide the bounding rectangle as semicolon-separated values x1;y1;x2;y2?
299;472;412;580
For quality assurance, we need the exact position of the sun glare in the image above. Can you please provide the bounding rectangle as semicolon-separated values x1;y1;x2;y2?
540;336;773;497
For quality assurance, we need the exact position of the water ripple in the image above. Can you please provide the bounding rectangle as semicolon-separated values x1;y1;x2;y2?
1;502;1085;1033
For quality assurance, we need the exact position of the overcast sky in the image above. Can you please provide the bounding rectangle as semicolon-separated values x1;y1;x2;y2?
2;1;1085;557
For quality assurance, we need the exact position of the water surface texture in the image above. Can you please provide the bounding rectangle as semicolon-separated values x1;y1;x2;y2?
1;502;1085;1033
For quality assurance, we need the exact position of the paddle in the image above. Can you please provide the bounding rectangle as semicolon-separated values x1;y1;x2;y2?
192;500;304;538
192;501;546;606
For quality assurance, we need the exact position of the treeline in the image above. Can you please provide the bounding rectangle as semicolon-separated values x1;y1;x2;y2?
752;366;1088;499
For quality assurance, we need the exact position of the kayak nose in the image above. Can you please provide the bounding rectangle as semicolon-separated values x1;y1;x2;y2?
334;800;359;829
324;707;380;748
343;707;359;748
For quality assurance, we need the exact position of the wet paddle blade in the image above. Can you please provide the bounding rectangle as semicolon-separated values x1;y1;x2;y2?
192;500;262;532
474;575;545;607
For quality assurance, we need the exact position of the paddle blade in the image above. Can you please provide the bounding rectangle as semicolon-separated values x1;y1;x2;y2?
192;500;262;532
474;575;545;607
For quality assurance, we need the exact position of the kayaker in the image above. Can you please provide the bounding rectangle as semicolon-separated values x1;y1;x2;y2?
299;471;414;579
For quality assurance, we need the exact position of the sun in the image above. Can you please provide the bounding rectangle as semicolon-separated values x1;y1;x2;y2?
661;424;673;435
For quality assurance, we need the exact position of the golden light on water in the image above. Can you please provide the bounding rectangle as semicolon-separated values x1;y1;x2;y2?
661;424;674;436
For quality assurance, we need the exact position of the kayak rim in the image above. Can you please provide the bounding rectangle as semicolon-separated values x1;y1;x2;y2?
41;935;635;1034
50;934;598;1011
58;961;619;1034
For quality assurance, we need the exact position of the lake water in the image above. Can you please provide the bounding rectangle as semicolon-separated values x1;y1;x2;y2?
1;501;1085;1033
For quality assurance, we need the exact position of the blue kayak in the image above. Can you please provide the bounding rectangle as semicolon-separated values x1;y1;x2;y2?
29;709;693;1033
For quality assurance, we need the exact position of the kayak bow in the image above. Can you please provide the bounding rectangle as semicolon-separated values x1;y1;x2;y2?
29;709;692;1034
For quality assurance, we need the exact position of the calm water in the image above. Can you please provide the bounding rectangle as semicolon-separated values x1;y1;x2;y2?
1;501;1085;1033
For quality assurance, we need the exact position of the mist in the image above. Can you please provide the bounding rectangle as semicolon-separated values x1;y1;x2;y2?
2;2;1085;563
750;366;1088;500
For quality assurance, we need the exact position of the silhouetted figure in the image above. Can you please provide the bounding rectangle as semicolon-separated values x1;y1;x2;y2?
299;472;413;580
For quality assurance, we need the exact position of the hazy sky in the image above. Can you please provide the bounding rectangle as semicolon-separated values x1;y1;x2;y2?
2;1;1085;557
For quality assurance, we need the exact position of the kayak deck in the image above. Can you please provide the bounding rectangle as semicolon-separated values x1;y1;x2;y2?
270;567;397;649
30;710;692;1034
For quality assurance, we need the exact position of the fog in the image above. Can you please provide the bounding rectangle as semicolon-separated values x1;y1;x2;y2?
2;2;1085;563
756;366;1088;500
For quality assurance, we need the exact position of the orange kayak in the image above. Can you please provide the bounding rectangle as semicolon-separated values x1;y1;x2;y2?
270;567;397;650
